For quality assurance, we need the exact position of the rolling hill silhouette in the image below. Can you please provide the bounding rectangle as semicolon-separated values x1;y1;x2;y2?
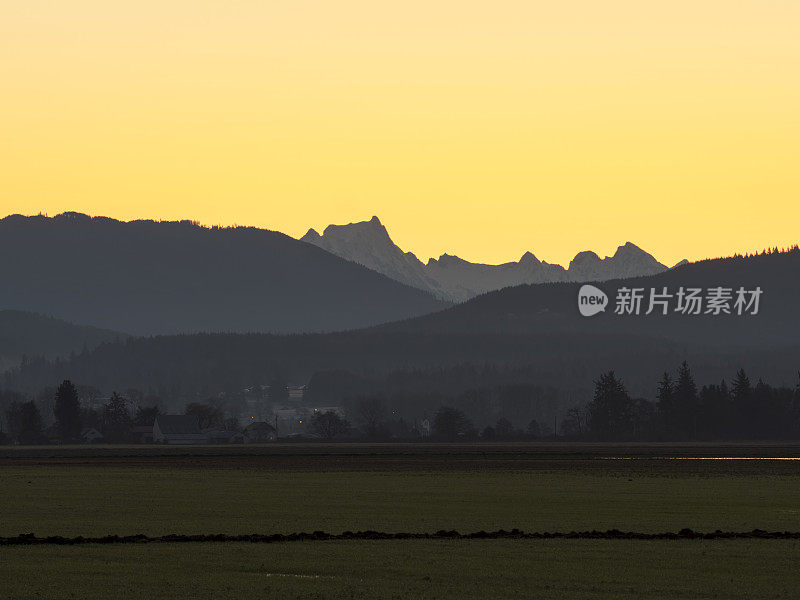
0;213;447;335
0;310;125;372
377;249;800;348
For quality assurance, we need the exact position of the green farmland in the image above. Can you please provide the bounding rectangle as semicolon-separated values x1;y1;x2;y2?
1;443;799;599
3;539;799;600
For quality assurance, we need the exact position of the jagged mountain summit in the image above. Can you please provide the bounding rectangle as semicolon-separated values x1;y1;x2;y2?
567;242;667;282
423;251;569;302
301;217;674;302
301;216;441;295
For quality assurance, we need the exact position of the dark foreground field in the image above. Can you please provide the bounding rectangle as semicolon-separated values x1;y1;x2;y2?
2;539;799;600
2;443;800;599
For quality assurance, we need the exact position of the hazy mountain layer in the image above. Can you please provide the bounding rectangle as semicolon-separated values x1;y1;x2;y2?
5;250;798;401
302;217;672;301
0;213;447;335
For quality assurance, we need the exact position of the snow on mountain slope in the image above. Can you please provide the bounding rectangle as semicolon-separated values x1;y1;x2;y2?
301;217;672;302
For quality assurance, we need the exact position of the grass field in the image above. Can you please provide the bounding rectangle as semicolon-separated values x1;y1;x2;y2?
2;539;799;600
2;443;800;598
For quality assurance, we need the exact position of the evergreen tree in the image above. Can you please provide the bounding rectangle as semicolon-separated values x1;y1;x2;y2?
731;368;752;437
673;362;699;439
718;379;731;435
656;371;675;435
588;371;633;440
630;398;656;439
752;378;787;439
103;392;133;442
54;380;81;442
697;380;732;439
5;400;44;444
792;373;800;437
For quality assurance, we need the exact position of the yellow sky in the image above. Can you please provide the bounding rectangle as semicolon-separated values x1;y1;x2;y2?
1;0;798;267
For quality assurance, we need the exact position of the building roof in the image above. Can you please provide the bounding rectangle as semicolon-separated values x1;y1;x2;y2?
155;414;201;434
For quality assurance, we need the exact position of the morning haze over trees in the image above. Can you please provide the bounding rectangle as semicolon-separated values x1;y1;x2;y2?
2;360;799;444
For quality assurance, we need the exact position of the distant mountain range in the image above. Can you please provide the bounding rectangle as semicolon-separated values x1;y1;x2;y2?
0;213;447;336
0;210;784;374
301;216;681;301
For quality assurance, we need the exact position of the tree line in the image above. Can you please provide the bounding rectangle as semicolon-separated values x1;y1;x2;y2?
0;379;355;444
2;363;800;444
570;363;800;441
1;380;159;444
341;363;800;442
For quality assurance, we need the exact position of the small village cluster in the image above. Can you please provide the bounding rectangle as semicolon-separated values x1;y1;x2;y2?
78;384;350;444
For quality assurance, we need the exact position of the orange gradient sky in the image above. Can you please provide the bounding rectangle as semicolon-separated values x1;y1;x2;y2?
2;0;799;267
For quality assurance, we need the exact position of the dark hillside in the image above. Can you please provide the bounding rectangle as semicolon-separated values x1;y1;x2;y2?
378;250;800;348
0;213;447;335
0;310;125;372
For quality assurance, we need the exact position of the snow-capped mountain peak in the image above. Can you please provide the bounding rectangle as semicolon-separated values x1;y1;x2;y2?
301;218;672;301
